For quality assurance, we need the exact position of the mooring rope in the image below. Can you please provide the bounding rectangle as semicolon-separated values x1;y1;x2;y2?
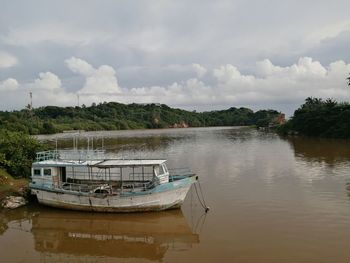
197;180;208;208
194;180;210;213
194;211;208;234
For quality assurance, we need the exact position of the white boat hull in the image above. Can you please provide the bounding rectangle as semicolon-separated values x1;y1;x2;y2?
32;181;193;212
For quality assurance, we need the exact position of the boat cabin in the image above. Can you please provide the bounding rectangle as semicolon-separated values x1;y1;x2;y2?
31;151;170;194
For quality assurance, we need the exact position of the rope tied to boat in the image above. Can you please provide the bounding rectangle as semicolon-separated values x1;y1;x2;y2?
194;180;210;213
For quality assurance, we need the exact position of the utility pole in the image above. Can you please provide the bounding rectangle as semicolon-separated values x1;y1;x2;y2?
26;91;34;118
77;94;80;107
30;91;33;110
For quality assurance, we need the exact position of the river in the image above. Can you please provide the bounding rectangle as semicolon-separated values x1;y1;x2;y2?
1;127;350;262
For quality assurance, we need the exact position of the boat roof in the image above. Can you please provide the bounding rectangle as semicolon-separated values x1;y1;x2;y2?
33;159;167;167
95;159;167;167
33;160;100;167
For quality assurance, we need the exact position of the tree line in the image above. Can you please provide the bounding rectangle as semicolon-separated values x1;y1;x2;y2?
277;97;350;138
0;102;282;135
0;102;282;178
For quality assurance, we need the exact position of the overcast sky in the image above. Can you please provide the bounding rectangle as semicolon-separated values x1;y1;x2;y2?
1;0;350;115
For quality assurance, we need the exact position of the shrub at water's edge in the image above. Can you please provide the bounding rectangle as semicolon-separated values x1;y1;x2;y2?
277;97;350;138
0;129;47;178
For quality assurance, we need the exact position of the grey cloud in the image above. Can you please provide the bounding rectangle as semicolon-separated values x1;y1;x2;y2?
1;0;350;114
306;30;350;65
0;51;17;68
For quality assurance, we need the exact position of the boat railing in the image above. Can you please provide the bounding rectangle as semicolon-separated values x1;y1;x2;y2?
64;170;154;183
58;182;111;193
35;150;60;162
36;150;107;162
127;172;154;182
168;168;195;181
57;180;155;194
122;180;155;191
168;167;194;176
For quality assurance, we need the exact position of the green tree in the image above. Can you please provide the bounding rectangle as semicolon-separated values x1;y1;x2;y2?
0;130;46;178
278;97;350;138
42;121;57;134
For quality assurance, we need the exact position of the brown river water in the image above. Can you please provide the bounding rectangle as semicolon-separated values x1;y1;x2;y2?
1;127;350;263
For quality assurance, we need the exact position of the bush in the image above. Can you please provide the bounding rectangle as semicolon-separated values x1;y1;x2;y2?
0;129;47;178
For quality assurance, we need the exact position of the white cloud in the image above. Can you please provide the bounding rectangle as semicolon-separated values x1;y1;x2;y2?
62;56;350;111
122;57;350;110
211;58;350;107
291;57;328;77
83;65;120;95
0;52;18;68
0;78;19;90
256;57;327;79
256;59;284;77
192;63;207;78
33;72;62;91
0;72;76;110
28;72;75;107
213;64;255;92
126;78;213;106
66;57;121;96
1;57;350;115
65;57;94;76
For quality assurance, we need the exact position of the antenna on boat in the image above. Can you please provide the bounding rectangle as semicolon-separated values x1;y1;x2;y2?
72;135;78;150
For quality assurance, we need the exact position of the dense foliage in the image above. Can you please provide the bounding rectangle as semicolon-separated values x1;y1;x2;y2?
278;97;350;138
0;129;46;178
0;102;281;135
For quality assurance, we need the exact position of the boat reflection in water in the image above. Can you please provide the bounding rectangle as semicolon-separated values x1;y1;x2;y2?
31;207;200;262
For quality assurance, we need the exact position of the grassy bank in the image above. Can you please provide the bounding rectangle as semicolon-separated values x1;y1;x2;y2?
0;169;28;204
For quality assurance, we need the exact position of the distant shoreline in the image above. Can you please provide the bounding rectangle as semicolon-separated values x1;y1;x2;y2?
1;102;282;135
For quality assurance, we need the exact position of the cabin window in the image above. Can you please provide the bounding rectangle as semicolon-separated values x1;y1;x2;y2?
159;165;165;175
43;168;52;176
162;164;168;173
153;166;159;176
94;189;110;194
33;169;41;176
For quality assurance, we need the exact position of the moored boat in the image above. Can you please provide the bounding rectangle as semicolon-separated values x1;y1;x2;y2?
29;150;197;212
